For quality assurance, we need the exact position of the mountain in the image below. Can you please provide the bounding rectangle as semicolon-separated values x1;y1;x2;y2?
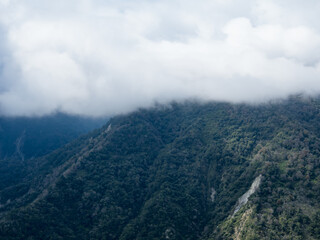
0;97;320;239
0;113;107;198
0;113;107;159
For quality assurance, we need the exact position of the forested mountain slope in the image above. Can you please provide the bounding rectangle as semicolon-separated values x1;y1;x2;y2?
0;97;320;239
0;113;106;201
0;113;106;159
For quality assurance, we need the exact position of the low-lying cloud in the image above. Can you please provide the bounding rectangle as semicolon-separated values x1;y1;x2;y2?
1;0;320;116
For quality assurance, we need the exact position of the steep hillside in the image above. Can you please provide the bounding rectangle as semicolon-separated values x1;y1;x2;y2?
0;113;106;197
0;97;320;239
0;113;106;159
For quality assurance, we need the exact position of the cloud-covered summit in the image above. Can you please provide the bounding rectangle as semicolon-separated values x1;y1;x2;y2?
0;0;320;116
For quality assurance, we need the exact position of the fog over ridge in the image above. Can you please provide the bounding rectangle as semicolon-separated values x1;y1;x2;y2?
0;0;320;116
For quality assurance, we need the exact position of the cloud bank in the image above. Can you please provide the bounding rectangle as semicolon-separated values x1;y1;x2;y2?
1;0;320;116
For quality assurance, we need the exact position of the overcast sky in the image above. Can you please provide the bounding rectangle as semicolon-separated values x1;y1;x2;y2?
0;0;320;116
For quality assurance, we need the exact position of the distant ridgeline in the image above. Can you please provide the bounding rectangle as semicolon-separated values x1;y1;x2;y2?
0;97;320;239
0;113;107;159
0;113;107;194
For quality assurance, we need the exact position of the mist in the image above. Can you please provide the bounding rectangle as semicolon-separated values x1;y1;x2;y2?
1;0;320;116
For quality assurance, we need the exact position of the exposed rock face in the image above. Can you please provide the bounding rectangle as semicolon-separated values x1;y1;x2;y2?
210;188;216;202
15;130;26;161
233;174;262;215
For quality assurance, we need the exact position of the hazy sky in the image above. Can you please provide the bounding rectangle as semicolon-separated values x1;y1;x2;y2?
0;0;320;116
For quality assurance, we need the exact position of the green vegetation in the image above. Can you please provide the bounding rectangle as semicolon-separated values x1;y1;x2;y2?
0;113;106;193
0;97;320;239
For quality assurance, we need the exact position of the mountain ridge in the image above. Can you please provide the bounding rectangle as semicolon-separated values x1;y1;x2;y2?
0;98;320;239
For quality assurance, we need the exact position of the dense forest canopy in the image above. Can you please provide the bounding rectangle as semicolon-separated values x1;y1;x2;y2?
0;97;320;239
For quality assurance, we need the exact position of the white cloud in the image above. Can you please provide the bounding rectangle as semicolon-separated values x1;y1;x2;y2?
0;0;320;116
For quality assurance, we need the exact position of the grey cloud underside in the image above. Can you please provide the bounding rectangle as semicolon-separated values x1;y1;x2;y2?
0;0;320;116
